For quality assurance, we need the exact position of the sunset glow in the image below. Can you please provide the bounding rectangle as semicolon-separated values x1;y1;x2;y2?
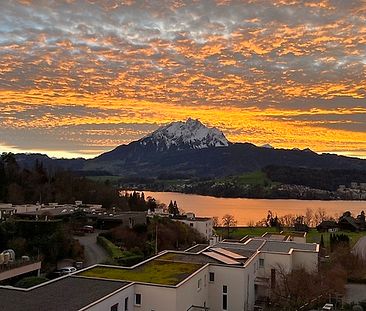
1;0;365;158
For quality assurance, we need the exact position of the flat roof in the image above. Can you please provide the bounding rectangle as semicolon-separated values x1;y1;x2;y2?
184;244;209;253
261;240;318;253
0;276;129;311
79;255;204;286
214;237;318;255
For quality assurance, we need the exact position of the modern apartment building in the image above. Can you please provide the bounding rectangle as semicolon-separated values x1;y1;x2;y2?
0;233;318;311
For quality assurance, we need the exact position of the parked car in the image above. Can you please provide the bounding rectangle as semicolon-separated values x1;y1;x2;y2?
82;225;94;233
58;266;77;275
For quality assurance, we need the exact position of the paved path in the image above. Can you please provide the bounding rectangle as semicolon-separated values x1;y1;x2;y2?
75;231;108;267
352;236;366;261
345;283;366;303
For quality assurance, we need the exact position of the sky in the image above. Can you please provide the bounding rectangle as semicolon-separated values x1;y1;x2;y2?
0;0;365;159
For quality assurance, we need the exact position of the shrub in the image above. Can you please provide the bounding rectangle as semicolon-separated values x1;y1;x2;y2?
15;276;49;288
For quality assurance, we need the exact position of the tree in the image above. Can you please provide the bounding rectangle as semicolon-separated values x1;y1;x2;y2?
168;200;179;216
222;214;237;238
304;208;314;227
320;234;325;248
212;216;220;227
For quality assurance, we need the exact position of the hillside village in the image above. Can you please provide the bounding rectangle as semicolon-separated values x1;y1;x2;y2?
1;195;366;310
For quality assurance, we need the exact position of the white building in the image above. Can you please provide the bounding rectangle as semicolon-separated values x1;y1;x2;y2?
172;213;214;240
0;233;319;311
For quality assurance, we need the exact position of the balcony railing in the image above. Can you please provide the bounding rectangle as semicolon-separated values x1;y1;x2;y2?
0;258;39;273
187;306;210;311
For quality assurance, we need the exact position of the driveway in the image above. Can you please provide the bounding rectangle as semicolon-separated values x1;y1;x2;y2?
75;231;108;267
352;236;366;261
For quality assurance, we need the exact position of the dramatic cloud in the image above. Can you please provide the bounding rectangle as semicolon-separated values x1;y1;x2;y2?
0;0;365;158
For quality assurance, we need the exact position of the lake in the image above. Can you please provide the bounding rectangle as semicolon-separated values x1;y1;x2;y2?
140;191;366;225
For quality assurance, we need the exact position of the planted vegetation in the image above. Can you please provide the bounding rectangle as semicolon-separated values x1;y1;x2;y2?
80;260;203;285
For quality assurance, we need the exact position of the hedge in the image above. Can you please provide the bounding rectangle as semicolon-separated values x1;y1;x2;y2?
97;236;124;259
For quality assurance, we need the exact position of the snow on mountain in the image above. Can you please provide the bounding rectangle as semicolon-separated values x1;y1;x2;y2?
261;144;274;149
139;118;230;151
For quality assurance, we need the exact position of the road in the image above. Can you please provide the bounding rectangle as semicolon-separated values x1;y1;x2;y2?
352;236;366;262
75;231;108;267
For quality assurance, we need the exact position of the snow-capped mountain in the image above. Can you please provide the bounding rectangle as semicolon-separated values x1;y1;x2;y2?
138;118;230;151
261;144;274;149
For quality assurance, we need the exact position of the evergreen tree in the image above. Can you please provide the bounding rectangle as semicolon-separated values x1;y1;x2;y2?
320;234;325;248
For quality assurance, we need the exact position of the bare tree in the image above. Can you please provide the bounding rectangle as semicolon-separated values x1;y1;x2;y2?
314;207;328;225
304;208;314;227
270;264;346;310
212;216;220;227
222;214;237;238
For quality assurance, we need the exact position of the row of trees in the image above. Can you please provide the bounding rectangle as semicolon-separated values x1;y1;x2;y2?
259;208;331;228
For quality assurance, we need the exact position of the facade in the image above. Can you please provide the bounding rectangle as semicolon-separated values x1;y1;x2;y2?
172;214;214;240
0;232;319;311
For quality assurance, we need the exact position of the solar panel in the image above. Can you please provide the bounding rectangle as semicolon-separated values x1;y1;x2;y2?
202;252;241;265
211;248;247;260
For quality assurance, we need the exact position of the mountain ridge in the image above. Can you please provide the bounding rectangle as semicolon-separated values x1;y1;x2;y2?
8;118;366;178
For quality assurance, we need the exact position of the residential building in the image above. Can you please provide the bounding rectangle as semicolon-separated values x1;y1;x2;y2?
0;232;319;311
172;213;214;240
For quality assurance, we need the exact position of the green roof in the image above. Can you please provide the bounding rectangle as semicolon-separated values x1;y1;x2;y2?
79;258;203;286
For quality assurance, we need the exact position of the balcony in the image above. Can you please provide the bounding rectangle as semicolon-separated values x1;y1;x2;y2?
0;259;41;282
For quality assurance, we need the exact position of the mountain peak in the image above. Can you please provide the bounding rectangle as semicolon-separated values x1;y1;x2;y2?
139;118;230;151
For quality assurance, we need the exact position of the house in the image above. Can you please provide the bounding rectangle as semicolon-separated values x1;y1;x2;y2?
316;220;339;233
338;212;362;232
172;213;214;240
0;232;319;311
93;212;147;230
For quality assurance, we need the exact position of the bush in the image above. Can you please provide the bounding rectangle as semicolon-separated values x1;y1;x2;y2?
15;276;49;288
116;254;144;266
97;236;124;259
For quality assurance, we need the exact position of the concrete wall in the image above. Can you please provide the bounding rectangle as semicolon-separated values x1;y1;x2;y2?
260;252;292;276
207;265;248;311
176;267;209;311
84;284;134;311
292;250;318;272
177;219;213;240
133;283;176;311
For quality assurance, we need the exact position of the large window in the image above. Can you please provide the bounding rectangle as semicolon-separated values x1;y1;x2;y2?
135;294;142;306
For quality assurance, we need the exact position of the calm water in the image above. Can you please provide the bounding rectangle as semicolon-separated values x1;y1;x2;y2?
141;191;366;225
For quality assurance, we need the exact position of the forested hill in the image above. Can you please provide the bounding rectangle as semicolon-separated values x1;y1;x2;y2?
0;153;128;208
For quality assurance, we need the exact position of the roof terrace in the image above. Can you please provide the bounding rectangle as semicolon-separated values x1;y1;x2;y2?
79;253;205;286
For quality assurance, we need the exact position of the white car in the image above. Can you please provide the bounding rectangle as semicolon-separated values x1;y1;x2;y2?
59;266;77;275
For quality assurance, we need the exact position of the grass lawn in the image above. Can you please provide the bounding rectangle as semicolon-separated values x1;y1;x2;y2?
79;260;203;285
306;229;366;247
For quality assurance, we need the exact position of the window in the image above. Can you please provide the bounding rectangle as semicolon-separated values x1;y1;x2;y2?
198;278;202;291
222;286;228;310
259;258;264;267
135;294;141;306
271;269;276;289
204;274;207;287
190;223;194;227
209;272;215;282
111;303;119;311
124;297;128;311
